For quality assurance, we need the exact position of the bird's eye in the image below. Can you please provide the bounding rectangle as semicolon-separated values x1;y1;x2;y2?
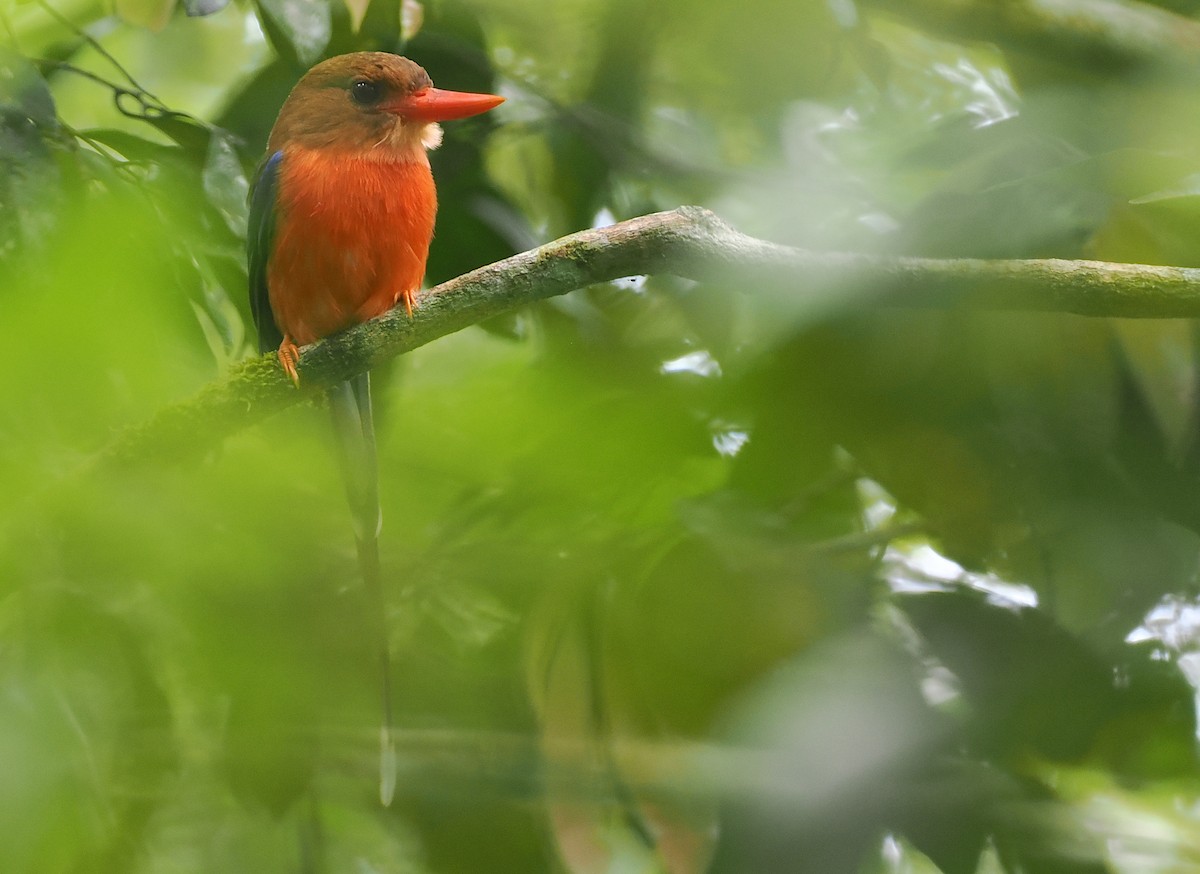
350;79;383;106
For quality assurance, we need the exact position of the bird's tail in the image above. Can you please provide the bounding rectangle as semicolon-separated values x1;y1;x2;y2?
328;372;396;806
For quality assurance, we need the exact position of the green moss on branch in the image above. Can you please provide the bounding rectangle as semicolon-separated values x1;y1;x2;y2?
98;206;1200;467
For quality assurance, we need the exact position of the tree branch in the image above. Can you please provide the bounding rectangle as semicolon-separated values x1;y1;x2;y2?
862;0;1200;71
100;205;1200;466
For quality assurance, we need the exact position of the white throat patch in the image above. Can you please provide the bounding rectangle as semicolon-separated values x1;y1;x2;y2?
421;122;444;151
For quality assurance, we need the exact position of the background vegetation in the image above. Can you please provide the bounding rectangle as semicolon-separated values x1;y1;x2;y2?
6;0;1200;871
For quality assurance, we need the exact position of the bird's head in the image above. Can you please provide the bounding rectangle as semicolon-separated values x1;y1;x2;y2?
268;52;504;160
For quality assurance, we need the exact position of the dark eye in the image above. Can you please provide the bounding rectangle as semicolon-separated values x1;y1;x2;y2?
350;79;383;106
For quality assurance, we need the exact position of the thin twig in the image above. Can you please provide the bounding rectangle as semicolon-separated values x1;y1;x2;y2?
35;0;158;97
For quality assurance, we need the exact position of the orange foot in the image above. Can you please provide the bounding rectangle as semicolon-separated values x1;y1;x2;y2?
395;288;417;318
277;337;301;386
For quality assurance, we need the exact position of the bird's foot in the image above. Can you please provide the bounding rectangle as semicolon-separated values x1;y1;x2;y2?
278;338;301;386
396;288;417;319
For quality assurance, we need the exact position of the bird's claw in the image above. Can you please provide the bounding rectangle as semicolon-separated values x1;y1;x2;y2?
278;338;301;386
397;288;416;319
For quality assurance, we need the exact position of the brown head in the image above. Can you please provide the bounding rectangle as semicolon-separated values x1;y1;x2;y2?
267;52;504;159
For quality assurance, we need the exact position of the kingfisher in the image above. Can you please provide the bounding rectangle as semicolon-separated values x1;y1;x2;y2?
246;51;504;805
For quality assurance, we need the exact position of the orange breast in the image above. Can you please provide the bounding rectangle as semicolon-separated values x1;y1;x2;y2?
268;146;437;345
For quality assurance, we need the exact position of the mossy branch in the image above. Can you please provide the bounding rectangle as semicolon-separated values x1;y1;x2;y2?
100;206;1200;466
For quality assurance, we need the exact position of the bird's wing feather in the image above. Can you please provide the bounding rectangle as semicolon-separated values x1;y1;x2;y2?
248;149;285;353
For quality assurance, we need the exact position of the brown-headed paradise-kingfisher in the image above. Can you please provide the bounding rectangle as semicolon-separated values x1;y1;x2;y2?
247;52;504;805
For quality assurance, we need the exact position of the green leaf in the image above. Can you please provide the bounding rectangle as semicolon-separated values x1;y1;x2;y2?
256;0;332;68
0;50;61;256
182;0;229;15
114;0;177;30
902;587;1115;761
342;0;369;32
202;130;249;238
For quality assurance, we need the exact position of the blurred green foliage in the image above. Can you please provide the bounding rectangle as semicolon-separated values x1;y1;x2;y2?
6;0;1200;871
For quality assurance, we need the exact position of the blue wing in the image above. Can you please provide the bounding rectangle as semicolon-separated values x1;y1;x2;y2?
247;149;284;354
